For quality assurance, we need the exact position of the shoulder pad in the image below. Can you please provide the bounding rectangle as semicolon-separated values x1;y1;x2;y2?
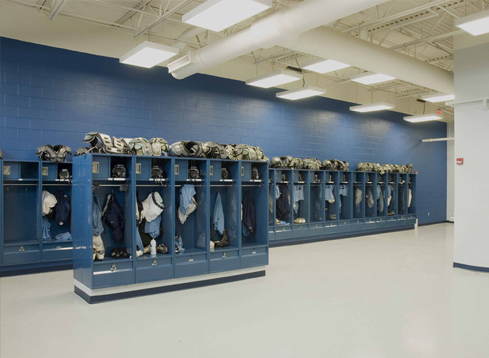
75;147;90;156
52;145;72;162
36;145;58;162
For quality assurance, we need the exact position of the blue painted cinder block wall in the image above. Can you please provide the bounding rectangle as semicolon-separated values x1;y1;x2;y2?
0;37;446;224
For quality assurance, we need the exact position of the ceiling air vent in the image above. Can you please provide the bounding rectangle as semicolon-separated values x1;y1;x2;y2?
168;51;193;73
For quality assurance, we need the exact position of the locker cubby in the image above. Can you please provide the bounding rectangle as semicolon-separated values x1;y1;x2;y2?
276;169;292;225
209;160;222;182
215;160;240;182
241;182;268;248
40;162;73;182
175;183;208;254
387;174;397;217
92;186;133;265
135;186;172;255
310;171;324;223
241;162;251;181
292;171;308;224
339;172;351;221
325;171;338;222
3;161;39;181
210;184;239;250
353;172;365;219
176;158;208;182
365;172;376;218
377;174;388;217
135;157;171;182
3;184;39;246
41;186;72;242
398;174;408;215
408;174;416;214
268;179;275;227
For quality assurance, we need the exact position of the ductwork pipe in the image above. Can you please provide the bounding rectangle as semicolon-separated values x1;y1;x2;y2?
171;0;388;79
280;27;454;94
174;26;206;50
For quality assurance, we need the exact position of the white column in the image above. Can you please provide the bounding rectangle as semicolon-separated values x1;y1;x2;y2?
453;38;489;269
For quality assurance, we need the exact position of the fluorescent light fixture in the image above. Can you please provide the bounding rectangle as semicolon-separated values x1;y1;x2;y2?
421;93;455;103
120;41;179;68
350;102;395;113
455;9;489;36
350;72;396;85
182;0;272;32
246;70;303;88
276;86;326;100
404;112;444;123
302;58;350;74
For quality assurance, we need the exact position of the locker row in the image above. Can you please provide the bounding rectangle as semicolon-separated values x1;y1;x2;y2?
268;169;416;243
72;154;269;290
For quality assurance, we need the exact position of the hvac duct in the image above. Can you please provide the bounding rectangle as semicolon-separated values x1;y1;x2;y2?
171;0;388;79
280;27;454;94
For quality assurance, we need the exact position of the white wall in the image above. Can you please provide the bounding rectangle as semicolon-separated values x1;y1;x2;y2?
453;40;489;268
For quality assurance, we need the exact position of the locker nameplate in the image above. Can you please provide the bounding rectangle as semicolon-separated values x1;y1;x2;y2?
136;163;141;174
3;166;11;176
92;162;99;174
210;166;213;176
42;167;49;176
175;165;179;176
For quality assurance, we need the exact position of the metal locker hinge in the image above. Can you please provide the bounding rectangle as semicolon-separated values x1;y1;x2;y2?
110;263;116;272
19;246;25;252
152;259;157;266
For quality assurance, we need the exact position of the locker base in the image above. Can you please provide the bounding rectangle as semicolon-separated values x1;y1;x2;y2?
74;267;266;304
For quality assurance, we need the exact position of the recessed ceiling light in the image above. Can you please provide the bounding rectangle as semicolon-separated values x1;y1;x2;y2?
455;9;489;36
404;112;444;123
182;0;272;32
120;41;179;68
302;59;350;74
350;72;396;85
276;86;326;100
246;70;303;88
350;102;395;113
421;93;455;103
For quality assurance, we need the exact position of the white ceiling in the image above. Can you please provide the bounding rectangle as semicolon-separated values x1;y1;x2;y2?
2;0;487;119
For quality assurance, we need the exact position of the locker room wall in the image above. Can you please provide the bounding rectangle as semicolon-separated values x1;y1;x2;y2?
0;37;447;224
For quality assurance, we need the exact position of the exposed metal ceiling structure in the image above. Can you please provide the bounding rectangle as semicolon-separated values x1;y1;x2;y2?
2;0;488;110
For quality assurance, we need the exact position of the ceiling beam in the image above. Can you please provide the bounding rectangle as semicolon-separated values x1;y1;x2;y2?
389;30;464;50
49;0;68;20
342;0;452;33
113;0;153;27
133;0;193;38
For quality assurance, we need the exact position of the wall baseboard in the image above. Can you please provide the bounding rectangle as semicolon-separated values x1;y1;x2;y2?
453;262;489;273
418;220;452;227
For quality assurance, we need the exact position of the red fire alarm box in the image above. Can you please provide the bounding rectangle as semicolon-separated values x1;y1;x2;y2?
457;158;464;165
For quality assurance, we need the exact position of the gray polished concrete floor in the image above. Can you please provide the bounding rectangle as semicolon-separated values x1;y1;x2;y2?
1;223;488;358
